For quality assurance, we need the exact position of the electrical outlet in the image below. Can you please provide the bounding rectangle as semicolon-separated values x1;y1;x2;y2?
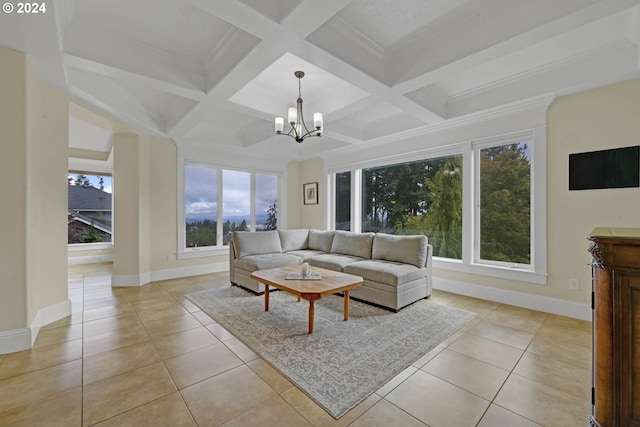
569;278;580;290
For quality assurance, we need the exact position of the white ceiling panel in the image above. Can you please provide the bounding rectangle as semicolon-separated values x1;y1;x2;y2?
337;0;470;48
69;0;233;63
237;0;302;23
229;52;370;117
436;10;632;98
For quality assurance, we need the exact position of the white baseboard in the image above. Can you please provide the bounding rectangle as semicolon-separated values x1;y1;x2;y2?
434;278;591;321
111;272;152;287
0;327;32;354
0;299;72;354
30;299;72;346
111;262;228;287
68;255;113;265
150;262;228;282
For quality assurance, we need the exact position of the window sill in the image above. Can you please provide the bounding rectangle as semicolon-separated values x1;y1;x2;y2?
68;242;113;251
433;257;547;285
178;246;229;260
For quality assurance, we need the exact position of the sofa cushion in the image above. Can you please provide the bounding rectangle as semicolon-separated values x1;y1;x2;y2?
372;233;428;268
310;253;365;271
344;260;426;286
234;253;301;272
233;230;282;258
278;229;309;252
308;229;335;252
284;249;327;263
331;231;374;259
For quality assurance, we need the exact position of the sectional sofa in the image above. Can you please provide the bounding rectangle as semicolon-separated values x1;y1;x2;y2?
229;229;432;311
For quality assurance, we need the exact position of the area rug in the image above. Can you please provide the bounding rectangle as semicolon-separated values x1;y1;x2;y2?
186;286;476;419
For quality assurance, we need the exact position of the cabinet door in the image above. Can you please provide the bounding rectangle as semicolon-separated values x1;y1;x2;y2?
593;266;614;425
617;273;640;427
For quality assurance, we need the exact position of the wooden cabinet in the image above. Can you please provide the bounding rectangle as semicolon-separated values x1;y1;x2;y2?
588;228;640;427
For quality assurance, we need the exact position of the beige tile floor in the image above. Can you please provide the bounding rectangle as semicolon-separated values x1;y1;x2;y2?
0;263;592;426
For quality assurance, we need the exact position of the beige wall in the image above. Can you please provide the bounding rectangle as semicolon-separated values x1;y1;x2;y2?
0;45;68;334
286;161;300;228
287;158;325;229
25;60;69;323
0;46;28;331
148;136;178;270
112;133;155;282
112;133;145;277
546;78;640;301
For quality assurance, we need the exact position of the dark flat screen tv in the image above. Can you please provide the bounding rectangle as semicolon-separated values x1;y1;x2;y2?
569;146;640;190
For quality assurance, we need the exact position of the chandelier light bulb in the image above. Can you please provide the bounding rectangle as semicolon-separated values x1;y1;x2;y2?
275;117;284;133
288;107;297;125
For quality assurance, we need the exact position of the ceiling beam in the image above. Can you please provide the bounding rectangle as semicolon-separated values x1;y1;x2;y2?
63;54;207;101
392;0;640;93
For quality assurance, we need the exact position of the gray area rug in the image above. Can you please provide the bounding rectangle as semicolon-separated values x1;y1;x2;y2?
186;286;476;419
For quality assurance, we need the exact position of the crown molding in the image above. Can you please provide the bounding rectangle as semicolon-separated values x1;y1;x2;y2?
321;94;555;164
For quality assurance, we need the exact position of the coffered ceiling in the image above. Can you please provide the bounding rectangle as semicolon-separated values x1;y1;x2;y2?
1;0;640;162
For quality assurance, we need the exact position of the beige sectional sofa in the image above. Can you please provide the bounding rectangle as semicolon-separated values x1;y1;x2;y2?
229;229;432;311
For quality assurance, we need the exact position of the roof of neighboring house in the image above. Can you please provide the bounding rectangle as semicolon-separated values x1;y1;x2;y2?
68;185;112;211
67;212;112;234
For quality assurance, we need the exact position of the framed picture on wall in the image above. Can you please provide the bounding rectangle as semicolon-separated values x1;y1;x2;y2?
303;182;318;205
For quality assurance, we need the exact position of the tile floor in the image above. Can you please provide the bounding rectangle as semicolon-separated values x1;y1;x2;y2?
0;263;592;426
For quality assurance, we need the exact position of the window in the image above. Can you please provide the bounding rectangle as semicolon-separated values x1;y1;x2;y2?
335;171;351;230
256;174;278;231
185;165;217;248
68;173;112;244
183;163;278;251
223;170;250;244
328;129;544;282
359;155;462;259
476;139;531;266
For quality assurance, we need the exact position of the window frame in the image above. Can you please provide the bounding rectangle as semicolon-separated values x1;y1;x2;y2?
327;128;547;284
472;132;533;271
178;160;281;259
67;171;114;248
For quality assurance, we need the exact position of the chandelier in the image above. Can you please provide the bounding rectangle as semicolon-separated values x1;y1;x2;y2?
274;71;323;143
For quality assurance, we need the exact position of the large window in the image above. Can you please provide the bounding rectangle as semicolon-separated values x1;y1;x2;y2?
185;165;217;248
329;129;542;281
256;173;278;231
360;154;462;259
184;163;278;250
68;173;112;244
222;170;250;245
477;139;531;266
335;171;351;231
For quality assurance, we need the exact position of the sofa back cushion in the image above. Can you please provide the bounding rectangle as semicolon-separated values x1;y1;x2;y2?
308;229;335;252
331;231;375;259
232;230;282;258
278;229;309;252
372;233;428;268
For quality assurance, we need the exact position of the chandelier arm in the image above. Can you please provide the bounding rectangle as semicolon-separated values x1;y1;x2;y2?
284;132;322;144
296;98;313;136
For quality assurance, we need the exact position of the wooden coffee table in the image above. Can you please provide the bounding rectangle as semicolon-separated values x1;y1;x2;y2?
250;265;364;334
